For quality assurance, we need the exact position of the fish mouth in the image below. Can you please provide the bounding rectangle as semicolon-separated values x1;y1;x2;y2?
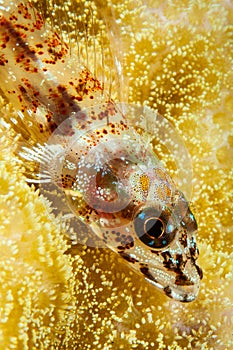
142;258;202;302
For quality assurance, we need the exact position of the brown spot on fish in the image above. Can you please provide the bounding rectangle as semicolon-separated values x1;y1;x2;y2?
120;252;139;264
164;286;172;297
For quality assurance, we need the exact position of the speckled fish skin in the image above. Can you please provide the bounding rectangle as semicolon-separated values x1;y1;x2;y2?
0;0;203;302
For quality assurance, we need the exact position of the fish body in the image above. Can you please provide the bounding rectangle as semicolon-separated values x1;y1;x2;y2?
0;0;202;302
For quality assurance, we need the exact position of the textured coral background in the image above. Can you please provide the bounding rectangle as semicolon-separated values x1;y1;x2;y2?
0;0;232;349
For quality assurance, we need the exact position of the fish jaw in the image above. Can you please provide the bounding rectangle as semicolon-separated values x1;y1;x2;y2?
113;190;203;302
88;187;203;302
116;222;203;302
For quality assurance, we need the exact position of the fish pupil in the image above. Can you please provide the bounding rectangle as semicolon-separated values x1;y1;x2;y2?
144;217;164;238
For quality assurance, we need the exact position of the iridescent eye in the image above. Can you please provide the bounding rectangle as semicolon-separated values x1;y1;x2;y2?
134;207;177;249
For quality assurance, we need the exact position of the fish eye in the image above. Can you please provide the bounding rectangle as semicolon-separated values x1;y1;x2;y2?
134;207;177;249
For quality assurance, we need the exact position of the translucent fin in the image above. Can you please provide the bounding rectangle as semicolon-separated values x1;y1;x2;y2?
0;0;107;138
19;142;65;184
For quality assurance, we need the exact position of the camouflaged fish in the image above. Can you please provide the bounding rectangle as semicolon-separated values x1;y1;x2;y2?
0;0;202;302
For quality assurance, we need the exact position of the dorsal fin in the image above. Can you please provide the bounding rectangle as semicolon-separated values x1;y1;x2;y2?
0;1;107;138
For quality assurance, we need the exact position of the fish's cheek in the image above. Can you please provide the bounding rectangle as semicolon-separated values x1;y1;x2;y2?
172;194;200;261
187;235;200;261
178;212;199;262
177;220;198;258
177;227;203;282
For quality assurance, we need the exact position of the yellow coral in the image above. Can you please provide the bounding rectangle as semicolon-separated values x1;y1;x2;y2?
0;120;76;348
0;0;233;349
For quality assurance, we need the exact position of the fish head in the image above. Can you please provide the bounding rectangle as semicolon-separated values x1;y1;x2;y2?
99;159;203;302
127;183;203;302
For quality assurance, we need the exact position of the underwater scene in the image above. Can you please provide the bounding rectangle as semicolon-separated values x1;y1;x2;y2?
0;0;232;349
